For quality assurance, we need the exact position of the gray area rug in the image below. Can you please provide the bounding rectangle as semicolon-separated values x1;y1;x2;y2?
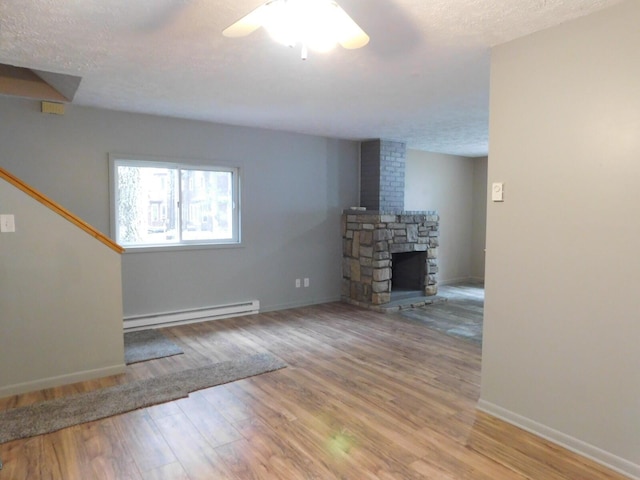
0;353;286;444
124;329;184;364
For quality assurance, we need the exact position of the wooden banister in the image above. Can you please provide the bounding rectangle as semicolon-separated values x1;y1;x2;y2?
0;167;124;254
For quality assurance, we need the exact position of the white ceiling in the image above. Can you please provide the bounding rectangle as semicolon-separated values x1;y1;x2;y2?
0;0;622;157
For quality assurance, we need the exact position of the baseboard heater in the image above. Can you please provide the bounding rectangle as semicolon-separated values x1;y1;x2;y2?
123;300;260;331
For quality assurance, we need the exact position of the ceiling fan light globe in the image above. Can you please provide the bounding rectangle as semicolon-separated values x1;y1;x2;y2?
263;0;297;45
266;22;298;47
304;0;340;51
263;0;346;51
305;32;338;53
225;0;368;53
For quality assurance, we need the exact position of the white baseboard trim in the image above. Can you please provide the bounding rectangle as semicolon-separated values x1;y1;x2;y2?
0;364;126;398
438;276;472;285
439;276;484;286
123;300;260;331
468;276;485;284
477;399;640;480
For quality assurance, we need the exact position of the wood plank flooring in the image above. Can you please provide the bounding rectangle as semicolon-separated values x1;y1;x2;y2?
0;295;629;479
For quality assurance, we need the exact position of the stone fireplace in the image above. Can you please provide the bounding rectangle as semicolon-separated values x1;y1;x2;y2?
341;139;439;310
341;210;439;307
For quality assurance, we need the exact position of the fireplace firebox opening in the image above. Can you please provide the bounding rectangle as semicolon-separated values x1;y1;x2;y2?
392;252;426;291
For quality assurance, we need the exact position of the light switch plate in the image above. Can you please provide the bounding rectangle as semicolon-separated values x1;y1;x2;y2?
0;214;16;232
491;182;504;202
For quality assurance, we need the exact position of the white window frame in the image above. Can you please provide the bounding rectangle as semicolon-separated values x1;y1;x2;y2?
109;154;241;252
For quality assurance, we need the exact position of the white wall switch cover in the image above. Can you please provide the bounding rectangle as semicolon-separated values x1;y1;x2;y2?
0;214;16;232
492;182;504;202
304;278;309;287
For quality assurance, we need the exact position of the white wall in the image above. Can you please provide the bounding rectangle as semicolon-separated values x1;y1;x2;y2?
405;150;485;283
471;157;487;280
481;2;640;477
0;97;359;317
0;179;124;397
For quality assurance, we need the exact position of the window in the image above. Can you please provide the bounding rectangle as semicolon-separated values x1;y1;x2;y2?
110;156;240;249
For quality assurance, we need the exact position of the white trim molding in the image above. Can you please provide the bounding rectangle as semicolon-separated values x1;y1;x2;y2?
0;365;126;398
477;399;640;480
124;300;260;331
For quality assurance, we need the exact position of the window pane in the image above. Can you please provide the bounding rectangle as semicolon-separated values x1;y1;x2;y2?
180;169;234;241
111;157;239;248
116;165;178;245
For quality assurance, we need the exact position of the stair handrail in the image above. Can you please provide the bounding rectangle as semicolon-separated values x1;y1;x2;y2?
0;167;124;254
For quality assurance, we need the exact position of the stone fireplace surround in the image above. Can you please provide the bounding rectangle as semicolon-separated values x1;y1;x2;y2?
341;209;439;309
342;138;440;310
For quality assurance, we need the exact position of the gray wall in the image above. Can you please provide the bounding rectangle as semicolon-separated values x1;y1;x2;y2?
471;157;487;280
405;150;485;283
481;1;640;476
0;180;124;396
0;97;359;317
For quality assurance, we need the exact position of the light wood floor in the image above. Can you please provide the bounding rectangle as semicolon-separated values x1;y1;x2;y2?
0;299;628;479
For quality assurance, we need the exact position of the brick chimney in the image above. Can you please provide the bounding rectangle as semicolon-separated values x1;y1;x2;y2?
360;139;406;212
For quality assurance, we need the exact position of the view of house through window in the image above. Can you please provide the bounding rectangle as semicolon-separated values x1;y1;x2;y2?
111;157;239;247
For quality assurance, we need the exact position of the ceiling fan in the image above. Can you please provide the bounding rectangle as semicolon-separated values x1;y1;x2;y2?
222;0;370;59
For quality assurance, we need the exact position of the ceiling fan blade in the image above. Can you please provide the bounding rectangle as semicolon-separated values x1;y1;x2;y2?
335;5;369;49
222;3;268;38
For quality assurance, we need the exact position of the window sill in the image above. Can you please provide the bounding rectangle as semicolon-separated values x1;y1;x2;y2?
121;242;244;254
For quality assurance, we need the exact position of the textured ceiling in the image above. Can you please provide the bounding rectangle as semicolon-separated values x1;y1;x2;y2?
0;0;622;156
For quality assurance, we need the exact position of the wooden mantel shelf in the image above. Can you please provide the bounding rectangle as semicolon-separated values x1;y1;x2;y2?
0;167;124;254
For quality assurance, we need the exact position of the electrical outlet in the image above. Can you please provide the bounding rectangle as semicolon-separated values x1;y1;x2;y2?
304;278;309;288
295;279;301;288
